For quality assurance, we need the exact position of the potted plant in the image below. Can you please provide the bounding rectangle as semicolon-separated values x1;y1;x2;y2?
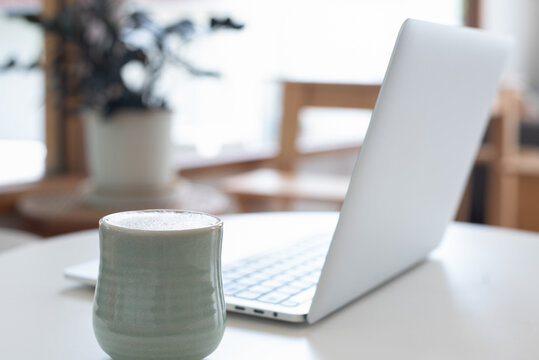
8;0;242;205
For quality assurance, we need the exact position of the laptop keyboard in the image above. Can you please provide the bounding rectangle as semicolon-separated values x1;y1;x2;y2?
222;236;331;307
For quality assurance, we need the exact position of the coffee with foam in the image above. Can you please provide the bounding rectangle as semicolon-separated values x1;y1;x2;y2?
102;210;220;231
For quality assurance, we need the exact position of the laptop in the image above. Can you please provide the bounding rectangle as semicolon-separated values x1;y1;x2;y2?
64;19;511;324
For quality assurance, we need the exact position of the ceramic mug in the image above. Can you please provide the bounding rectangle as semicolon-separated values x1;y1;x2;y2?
93;210;225;360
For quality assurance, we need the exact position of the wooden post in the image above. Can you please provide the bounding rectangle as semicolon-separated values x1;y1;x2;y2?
42;0;87;176
43;0;64;175
277;82;305;172
465;0;482;28
485;89;521;227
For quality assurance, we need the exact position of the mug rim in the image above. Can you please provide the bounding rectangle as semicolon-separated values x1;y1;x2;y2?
99;209;223;233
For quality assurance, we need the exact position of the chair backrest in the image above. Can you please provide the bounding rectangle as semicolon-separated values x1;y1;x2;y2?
277;81;381;171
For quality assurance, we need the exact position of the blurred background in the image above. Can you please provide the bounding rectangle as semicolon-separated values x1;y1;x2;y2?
0;0;538;239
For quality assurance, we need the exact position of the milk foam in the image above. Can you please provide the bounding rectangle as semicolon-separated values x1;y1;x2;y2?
103;210;220;231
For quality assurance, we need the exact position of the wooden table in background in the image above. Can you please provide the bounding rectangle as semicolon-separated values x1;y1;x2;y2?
17;179;230;236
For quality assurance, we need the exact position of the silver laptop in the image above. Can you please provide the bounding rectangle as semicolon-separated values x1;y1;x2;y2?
65;19;510;324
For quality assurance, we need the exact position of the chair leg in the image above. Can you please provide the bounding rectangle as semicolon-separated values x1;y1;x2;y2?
455;178;472;222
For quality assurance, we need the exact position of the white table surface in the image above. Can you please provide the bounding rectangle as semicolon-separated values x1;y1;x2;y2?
1;212;539;359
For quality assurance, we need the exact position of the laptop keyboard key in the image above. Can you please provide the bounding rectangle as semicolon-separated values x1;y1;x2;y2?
272;273;298;283
235;276;261;286
280;300;300;307
288;279;315;289
248;271;272;280
224;234;331;308
287;286;317;304
224;283;246;295
260;279;285;288
276;284;304;295
257;292;291;304
302;271;322;283
247;285;273;294
236;290;262;300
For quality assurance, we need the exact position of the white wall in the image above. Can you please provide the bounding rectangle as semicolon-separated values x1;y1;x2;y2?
482;0;539;91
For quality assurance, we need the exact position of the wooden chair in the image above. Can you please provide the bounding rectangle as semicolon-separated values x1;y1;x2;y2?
481;87;539;230
478;88;521;227
222;81;531;224
221;82;381;212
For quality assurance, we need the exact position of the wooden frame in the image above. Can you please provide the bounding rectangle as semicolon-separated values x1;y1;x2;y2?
278;82;380;171
221;82;381;212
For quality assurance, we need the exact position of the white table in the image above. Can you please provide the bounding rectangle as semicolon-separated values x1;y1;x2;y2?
1;212;538;359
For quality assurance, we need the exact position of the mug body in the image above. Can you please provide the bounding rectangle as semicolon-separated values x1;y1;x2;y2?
93;210;225;360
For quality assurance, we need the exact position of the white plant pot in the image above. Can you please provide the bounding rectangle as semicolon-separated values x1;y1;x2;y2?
83;109;174;198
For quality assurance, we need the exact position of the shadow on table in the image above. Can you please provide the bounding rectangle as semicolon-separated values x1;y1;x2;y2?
226;259;453;343
60;284;95;302
305;260;460;358
57;259;454;351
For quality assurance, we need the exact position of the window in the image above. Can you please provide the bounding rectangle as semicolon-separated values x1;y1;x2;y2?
0;0;467;185
144;0;464;165
0;3;45;185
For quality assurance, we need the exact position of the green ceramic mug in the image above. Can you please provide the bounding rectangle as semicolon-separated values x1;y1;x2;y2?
93;210;225;360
